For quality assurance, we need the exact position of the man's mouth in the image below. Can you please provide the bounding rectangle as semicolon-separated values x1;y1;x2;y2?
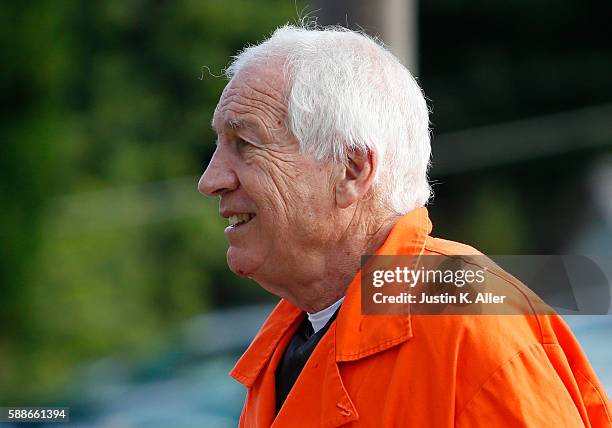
228;213;256;227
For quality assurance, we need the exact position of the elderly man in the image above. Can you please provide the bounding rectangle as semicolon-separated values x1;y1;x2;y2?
199;25;610;427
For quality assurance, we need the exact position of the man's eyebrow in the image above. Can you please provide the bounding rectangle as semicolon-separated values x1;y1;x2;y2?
211;118;260;135
210;118;259;131
227;118;259;130
211;118;263;140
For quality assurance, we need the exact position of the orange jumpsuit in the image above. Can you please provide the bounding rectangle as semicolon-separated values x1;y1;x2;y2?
231;208;611;427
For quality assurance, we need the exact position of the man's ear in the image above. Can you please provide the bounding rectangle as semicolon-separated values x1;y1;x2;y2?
335;149;376;209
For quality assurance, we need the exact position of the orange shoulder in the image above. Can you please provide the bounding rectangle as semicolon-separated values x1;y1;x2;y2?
424;236;482;256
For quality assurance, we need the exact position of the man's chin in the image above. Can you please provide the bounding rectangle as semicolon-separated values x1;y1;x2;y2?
226;247;258;277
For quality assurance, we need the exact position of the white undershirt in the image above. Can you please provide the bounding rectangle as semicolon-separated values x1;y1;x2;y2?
307;297;345;334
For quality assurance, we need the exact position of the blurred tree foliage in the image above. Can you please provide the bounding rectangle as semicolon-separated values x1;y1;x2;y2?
0;0;301;403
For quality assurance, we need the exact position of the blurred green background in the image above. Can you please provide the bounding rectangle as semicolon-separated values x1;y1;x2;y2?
1;0;299;406
1;0;611;425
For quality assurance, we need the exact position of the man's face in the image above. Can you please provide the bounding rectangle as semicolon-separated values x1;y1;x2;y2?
199;65;338;293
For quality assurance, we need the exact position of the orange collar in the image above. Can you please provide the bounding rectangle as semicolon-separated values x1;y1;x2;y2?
231;207;432;387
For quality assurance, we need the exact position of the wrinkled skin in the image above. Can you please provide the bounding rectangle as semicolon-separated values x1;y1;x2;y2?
199;63;398;312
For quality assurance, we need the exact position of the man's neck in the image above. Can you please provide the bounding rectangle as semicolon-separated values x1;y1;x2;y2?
285;209;400;313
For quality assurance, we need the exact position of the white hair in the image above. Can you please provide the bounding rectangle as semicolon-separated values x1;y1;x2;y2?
225;24;432;214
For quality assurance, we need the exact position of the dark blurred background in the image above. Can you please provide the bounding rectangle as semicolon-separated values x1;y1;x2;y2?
1;1;610;426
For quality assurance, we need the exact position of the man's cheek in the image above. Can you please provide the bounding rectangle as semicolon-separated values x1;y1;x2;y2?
258;171;294;203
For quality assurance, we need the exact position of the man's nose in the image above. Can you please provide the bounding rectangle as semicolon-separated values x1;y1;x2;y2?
198;147;239;197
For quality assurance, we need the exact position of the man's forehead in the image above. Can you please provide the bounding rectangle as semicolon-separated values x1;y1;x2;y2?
223;63;286;99
211;64;288;134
